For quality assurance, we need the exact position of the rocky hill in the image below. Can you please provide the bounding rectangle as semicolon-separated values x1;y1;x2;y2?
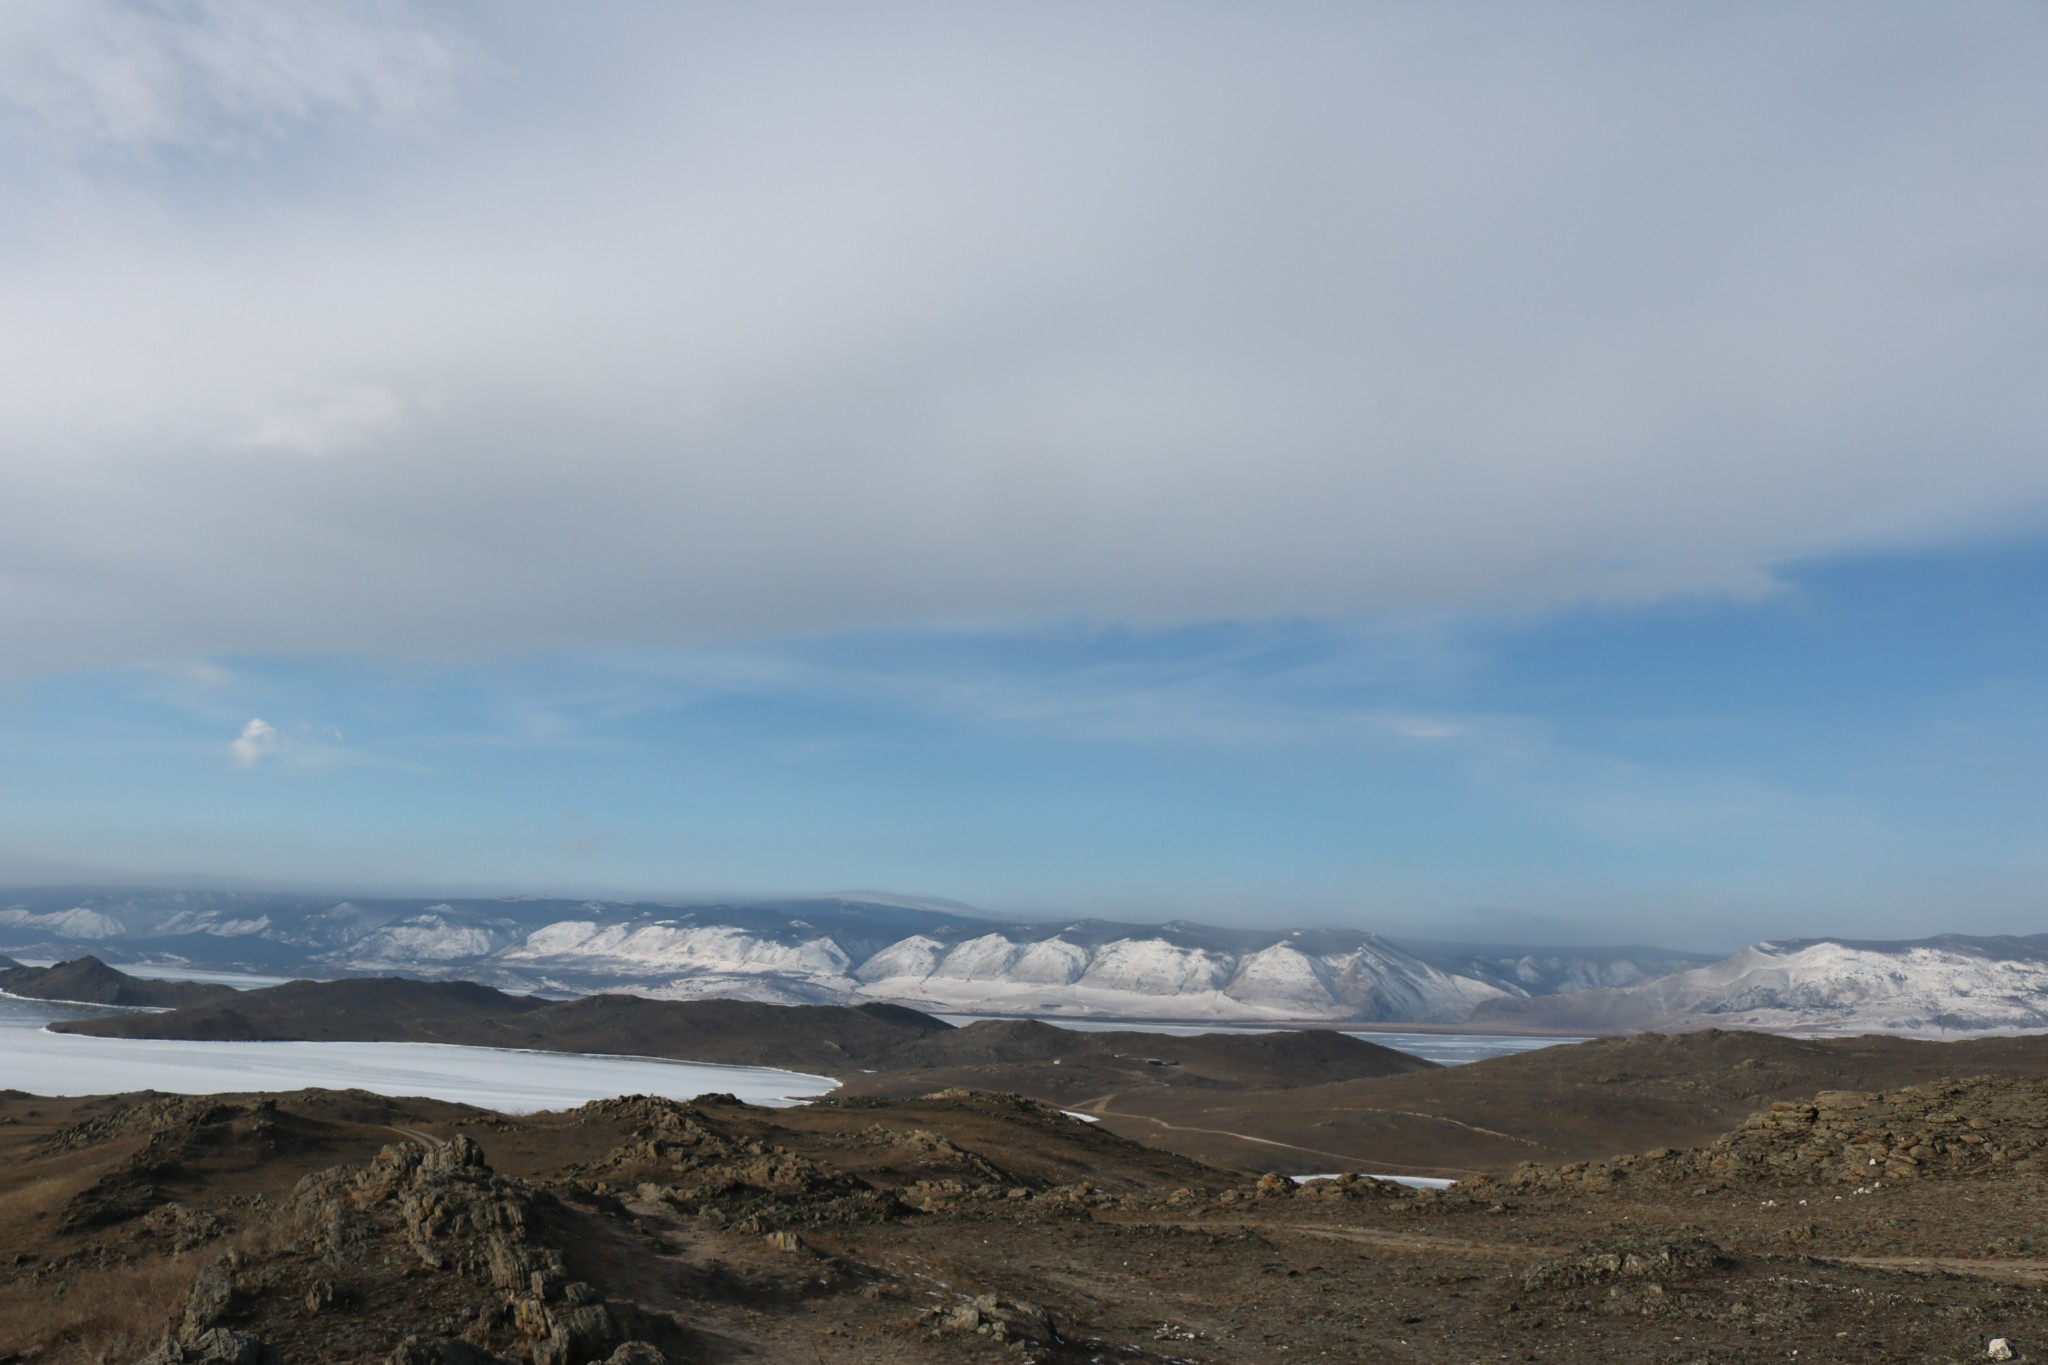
10;1069;2048;1361
1087;1025;2048;1176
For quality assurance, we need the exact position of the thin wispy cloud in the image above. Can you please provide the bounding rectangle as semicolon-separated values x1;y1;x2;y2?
0;0;473;154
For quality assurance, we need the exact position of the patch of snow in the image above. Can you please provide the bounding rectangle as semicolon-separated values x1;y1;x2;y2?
342;914;511;965
853;935;946;983
503;921;854;983
1291;1173;1456;1190
1078;939;1233;996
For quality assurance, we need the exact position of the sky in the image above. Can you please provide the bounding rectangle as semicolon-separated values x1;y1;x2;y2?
1;2;2045;951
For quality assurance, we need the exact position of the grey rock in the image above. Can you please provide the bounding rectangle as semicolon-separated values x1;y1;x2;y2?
387;1336;504;1365
605;1347;667;1365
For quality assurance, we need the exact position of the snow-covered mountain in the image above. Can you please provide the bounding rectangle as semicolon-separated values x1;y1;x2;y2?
11;887;2043;1035
0;888;1516;1021
1393;940;1719;997
844;925;1509;1022
481;912;1510;1022
0;905;131;939
1470;934;2048;1036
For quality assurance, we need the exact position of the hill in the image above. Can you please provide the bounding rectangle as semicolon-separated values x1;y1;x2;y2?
1083;1026;2048;1176
53;960;2048;1185
8;1071;2048;1361
51;970;1438;1095
0;955;238;1009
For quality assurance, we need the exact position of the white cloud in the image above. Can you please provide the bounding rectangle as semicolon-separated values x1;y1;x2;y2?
228;717;278;769
0;5;2044;676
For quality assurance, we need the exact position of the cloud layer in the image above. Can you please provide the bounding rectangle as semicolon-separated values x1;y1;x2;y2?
3;3;2046;676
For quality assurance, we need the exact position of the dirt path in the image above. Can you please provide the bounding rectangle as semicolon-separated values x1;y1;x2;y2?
1831;1254;2048;1285
1102;1212;1563;1260
1077;1101;1384;1168
1076;1093;1486;1174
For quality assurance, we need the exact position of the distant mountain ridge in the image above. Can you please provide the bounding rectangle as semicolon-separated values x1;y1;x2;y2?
1472;934;2048;1036
5;887;2047;1034
0;887;1637;1023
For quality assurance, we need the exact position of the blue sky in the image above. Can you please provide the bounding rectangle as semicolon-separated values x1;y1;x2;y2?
1;4;2045;949
4;537;2046;949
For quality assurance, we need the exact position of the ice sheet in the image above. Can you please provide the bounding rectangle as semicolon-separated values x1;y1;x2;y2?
0;996;835;1111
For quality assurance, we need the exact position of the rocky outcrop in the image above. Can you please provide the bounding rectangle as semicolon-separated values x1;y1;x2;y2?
133;1136;674;1365
568;1095;905;1230
917;1293;1063;1361
52;1098;267;1234
1520;1237;1736;1292
132;1251;267;1363
1474;1074;2048;1196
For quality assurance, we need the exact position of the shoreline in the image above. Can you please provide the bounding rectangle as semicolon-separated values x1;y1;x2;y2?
928;1007;1599;1039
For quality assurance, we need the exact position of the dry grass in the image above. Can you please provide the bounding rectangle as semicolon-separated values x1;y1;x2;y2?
0;1187;303;1363
0;1248;197;1363
0;1171;81;1225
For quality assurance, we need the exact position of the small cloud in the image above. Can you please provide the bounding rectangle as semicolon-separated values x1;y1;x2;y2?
229;717;279;769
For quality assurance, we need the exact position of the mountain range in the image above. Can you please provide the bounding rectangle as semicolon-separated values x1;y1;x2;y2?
4;886;2045;1035
1472;934;2048;1037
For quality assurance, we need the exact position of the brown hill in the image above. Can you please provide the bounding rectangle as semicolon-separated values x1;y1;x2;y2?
1085;1026;2048;1177
59;966;2048;1184
0;955;239;1009
53;974;1436;1094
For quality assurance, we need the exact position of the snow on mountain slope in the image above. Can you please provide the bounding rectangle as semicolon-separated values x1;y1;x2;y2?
1392;941;1720;996
1223;944;1339;1013
153;911;273;937
306;901;1513;1023
854;929;1503;1022
499;920;856;985
1471;935;2048;1036
933;933;1027;981
0;907;127;939
1078;938;1233;996
1010;938;1091;984
344;910;518;966
853;935;946;982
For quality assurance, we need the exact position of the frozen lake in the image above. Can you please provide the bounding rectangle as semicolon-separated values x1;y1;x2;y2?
0;958;1576;1102
0;993;837;1111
